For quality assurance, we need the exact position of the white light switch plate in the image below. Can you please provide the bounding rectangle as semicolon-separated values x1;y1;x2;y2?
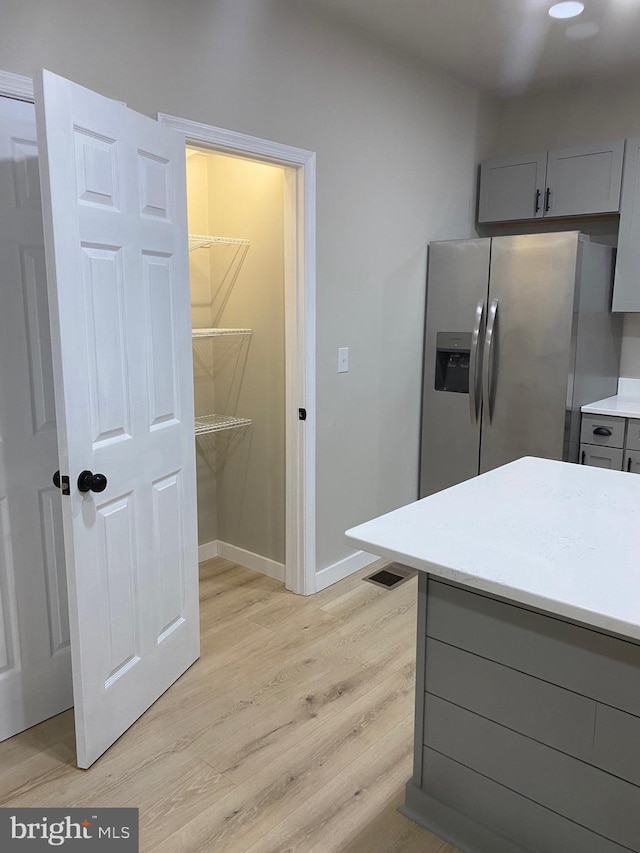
338;347;349;373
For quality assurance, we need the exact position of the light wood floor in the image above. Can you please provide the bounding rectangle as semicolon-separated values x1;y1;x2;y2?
0;558;459;853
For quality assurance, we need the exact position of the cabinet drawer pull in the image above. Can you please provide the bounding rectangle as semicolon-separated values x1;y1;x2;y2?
628;457;633;473
593;427;612;436
581;450;586;465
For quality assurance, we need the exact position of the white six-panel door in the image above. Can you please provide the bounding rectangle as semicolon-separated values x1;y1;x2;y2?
0;96;73;742
35;70;199;768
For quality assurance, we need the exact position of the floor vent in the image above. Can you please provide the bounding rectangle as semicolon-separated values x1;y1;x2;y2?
363;564;417;590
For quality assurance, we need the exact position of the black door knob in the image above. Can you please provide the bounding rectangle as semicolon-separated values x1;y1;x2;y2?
53;470;61;488
77;470;108;493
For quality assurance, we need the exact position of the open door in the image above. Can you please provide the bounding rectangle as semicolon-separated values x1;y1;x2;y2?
34;70;199;768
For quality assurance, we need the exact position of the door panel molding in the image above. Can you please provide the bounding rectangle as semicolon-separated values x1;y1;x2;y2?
158;112;317;595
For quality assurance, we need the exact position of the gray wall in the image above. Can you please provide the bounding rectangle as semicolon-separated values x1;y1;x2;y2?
487;78;640;380
0;0;484;575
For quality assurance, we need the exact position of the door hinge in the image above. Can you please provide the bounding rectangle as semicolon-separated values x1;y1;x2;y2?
298;408;307;421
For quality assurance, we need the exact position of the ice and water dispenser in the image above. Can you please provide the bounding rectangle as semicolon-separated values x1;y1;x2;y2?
434;332;471;394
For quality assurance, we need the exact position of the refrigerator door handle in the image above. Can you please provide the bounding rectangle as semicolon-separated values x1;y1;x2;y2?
469;300;484;426
482;298;499;426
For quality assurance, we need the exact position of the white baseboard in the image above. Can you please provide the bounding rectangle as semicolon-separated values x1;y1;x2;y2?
315;549;380;593
199;542;380;592
198;539;285;583
198;540;219;563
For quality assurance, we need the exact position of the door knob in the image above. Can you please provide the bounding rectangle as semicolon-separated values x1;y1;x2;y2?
53;470;61;488
77;470;108;493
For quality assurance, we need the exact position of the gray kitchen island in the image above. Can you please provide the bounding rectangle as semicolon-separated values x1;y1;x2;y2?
346;457;640;853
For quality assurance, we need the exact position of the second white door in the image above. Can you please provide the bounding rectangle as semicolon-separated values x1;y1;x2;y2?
0;95;73;743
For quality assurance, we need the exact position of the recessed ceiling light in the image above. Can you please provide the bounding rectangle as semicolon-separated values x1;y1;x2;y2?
565;21;599;38
548;2;585;18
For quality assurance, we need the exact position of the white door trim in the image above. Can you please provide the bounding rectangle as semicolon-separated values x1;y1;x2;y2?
157;113;316;596
0;70;34;102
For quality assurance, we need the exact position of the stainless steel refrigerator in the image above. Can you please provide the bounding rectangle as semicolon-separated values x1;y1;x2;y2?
419;232;622;497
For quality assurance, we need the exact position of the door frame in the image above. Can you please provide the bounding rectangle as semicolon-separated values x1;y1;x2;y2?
0;70;34;103
0;70;316;595
158;113;316;596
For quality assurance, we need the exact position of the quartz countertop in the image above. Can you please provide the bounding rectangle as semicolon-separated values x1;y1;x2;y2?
345;457;640;641
582;378;640;419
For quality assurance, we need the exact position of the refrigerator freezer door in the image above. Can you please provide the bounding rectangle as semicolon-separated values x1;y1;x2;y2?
479;232;579;474
420;238;490;497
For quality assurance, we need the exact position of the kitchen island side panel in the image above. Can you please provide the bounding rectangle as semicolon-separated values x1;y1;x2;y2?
426;578;640;716
411;572;428;787
406;754;632;853
407;577;640;853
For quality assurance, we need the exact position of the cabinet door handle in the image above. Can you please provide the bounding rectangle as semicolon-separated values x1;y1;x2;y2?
581;450;586;465
628;456;633;473
534;189;541;213
593;427;612;436
545;187;551;212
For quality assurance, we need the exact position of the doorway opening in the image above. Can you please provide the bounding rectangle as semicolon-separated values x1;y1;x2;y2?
159;112;317;599
186;148;287;581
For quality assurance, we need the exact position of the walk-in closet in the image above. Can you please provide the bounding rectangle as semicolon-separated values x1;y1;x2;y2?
186;148;286;579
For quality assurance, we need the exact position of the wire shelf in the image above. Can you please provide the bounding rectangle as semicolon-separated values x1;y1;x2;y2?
189;234;250;251
192;328;252;338
194;414;252;436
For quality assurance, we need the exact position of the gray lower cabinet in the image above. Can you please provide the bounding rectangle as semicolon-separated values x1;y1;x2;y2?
580;444;623;470
580;413;625;448
478;140;624;224
402;576;640;853
626;418;640;450
580;413;640;473
626;449;640;474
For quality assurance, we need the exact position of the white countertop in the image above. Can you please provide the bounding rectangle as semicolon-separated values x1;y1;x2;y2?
582;378;640;419
346;457;640;641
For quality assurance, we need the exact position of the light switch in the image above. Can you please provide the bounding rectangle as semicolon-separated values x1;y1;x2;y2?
338;347;349;373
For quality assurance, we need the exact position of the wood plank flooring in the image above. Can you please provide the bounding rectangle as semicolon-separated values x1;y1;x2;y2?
0;558;459;853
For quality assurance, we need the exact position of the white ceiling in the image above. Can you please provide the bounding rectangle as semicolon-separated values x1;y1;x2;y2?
306;0;640;96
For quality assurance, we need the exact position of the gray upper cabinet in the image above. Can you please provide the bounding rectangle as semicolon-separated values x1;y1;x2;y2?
477;152;546;223
546;141;625;218
478;140;624;224
613;137;640;312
